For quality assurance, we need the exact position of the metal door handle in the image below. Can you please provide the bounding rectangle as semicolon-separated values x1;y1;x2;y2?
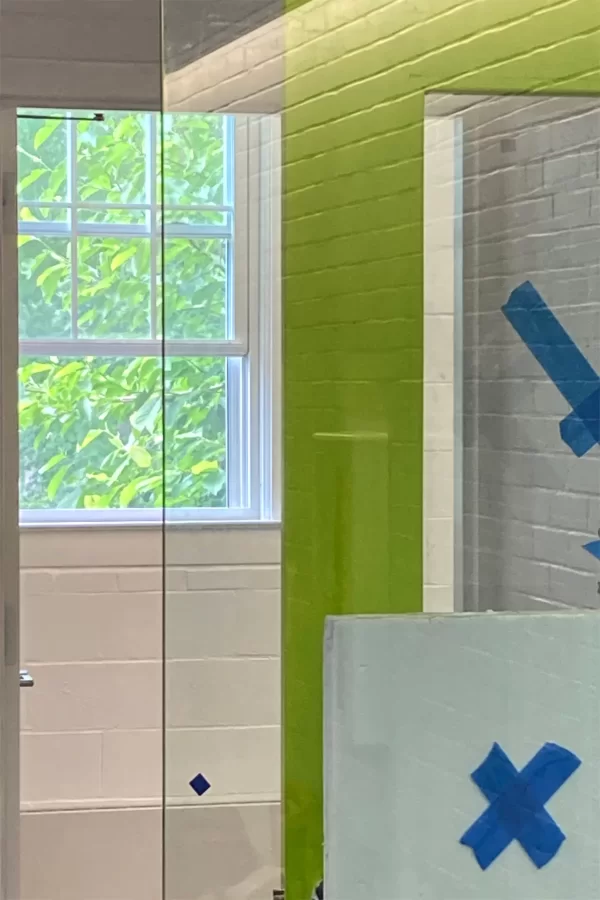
19;669;34;688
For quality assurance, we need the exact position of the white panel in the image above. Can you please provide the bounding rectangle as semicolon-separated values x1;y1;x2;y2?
325;613;600;900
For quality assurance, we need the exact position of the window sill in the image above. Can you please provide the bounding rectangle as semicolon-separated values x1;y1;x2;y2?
19;517;281;532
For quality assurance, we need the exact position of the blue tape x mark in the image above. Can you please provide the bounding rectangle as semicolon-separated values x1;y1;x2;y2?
502;282;600;457
460;742;581;870
584;540;600;561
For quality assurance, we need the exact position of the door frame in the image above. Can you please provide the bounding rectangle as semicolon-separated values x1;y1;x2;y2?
0;103;21;900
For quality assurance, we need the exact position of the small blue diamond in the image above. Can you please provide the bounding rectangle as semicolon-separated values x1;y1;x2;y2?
189;773;211;797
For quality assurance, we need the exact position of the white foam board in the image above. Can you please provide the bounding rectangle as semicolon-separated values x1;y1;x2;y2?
324;613;600;900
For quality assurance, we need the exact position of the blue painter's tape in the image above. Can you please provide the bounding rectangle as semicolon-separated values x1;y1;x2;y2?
189;773;211;797
560;386;600;458
460;742;581;870
584;540;600;560
502;282;600;456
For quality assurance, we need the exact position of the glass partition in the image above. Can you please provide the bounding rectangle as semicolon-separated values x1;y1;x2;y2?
159;4;283;896
17;109;165;898
7;1;600;899
424;93;600;614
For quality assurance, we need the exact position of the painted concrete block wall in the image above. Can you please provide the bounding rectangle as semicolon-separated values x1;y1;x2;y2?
424;114;460;614
283;1;600;897
165;12;284;113
461;96;600;613
19;525;281;899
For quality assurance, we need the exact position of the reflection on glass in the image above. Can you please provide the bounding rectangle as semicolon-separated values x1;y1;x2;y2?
77;236;151;337
18;235;71;338
424;93;600;614
161;5;283;890
163;237;227;339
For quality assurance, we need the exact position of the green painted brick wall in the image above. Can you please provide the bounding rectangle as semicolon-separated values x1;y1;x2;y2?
282;1;600;897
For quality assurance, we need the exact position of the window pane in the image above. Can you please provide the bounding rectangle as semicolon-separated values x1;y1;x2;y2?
19;356;163;510
162;114;226;207
78;236;151;337
19;356;226;510
163;237;228;339
78;207;148;226
164;356;226;508
19;205;68;224
17;109;68;203
18;235;71;338
77;112;148;207
162;208;229;229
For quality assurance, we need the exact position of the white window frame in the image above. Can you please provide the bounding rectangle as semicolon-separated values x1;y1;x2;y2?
18;110;280;526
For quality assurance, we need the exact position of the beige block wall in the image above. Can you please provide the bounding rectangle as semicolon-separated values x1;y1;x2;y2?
19;524;282;899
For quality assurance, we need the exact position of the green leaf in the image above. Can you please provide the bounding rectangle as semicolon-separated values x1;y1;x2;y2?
119;478;143;507
110;245;138;271
33;119;61;150
204;469;226;497
20;361;53;377
83;493;111;509
191;459;219;475
39;452;66;474
118;473;162;508
130;395;161;433
77;429;103;451
54;361;82;380
47;164;67;199
36;262;66;288
17;110;229;512
18;168;45;194
129;445;152;468
47;464;69;500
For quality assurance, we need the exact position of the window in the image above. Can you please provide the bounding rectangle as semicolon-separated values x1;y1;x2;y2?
17;110;279;524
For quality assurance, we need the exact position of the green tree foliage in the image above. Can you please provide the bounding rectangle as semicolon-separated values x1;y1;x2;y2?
17;111;229;510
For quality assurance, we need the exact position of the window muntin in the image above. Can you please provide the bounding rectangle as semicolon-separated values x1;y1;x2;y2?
17;110;258;521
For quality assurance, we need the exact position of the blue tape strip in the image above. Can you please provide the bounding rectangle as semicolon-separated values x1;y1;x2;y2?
502;282;600;456
559;386;600;457
460;742;581;870
583;539;600;560
189;773;211;797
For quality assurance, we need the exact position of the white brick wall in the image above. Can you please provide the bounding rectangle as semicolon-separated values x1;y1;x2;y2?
426;94;600;614
20;524;281;809
423;114;461;614
165;11;283;113
19;524;282;899
464;96;600;613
